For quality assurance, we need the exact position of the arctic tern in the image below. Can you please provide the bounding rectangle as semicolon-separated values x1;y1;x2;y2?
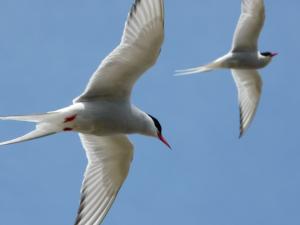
177;0;277;137
0;0;168;224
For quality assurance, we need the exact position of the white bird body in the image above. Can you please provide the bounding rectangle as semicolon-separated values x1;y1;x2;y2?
0;0;168;224
55;101;155;137
192;52;272;74
216;52;272;69
177;0;277;137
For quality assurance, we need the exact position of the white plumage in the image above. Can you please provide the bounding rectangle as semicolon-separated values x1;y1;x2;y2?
0;1;167;225
177;0;277;137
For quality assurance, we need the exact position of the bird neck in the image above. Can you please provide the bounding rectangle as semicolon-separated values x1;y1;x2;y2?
258;54;272;67
131;106;156;137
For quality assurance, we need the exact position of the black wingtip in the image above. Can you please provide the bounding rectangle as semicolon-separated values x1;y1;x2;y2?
239;131;244;139
129;0;141;18
238;103;245;139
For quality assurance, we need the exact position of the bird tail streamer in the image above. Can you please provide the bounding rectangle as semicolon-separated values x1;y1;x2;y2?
175;60;222;76
0;112;61;146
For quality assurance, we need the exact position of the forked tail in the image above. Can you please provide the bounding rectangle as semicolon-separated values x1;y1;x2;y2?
0;112;61;146
175;60;222;76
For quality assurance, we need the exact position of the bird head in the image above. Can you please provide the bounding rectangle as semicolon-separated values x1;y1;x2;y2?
147;114;171;149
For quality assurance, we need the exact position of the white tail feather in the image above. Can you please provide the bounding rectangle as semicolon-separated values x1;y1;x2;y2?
0;112;58;123
175;59;223;76
0;112;61;146
175;66;215;76
0;129;56;146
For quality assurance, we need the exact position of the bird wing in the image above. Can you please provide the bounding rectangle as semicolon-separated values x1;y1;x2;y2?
75;134;134;225
231;0;265;52
231;69;262;137
74;0;164;102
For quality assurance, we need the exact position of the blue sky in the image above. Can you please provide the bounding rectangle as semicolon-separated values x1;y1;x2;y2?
0;0;299;224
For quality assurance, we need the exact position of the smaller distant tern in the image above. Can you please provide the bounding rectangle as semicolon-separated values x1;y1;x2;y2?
177;0;277;137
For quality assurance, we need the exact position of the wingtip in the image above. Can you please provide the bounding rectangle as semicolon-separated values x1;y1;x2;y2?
239;131;244;139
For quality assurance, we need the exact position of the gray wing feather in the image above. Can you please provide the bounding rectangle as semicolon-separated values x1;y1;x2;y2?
75;134;134;225
74;0;164;102
231;69;262;137
232;0;265;52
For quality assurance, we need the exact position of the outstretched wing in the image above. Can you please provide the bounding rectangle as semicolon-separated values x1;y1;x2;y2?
74;0;164;102
231;69;263;137
231;0;265;52
75;134;134;225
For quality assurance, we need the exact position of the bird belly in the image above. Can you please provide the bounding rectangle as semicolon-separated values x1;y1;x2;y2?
75;118;131;136
225;58;259;69
224;53;269;69
69;102;138;136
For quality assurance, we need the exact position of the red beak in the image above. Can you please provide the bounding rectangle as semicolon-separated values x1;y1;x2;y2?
271;52;278;57
158;133;172;149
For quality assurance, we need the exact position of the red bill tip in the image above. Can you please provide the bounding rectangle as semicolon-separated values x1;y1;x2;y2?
158;133;172;150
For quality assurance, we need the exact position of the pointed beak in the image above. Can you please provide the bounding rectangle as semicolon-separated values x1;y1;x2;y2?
271;52;278;57
158;133;172;149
